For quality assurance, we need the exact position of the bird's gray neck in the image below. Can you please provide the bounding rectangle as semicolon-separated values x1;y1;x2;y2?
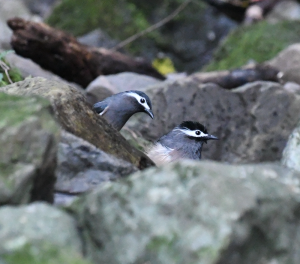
105;110;135;131
103;94;139;131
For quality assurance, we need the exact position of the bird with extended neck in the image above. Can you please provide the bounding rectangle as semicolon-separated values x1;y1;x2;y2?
93;90;154;131
147;121;218;166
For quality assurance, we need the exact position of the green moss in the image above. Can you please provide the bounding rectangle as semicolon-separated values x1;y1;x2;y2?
3;244;91;264
47;0;150;38
204;20;300;71
0;163;23;190
0;163;14;177
0;93;51;128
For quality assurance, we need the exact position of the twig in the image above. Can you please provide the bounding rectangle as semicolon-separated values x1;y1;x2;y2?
111;0;192;51
0;60;13;84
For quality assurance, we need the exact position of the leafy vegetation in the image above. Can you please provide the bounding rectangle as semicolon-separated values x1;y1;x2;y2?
0;50;23;87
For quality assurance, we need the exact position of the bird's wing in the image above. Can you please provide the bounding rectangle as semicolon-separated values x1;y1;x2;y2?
93;101;109;115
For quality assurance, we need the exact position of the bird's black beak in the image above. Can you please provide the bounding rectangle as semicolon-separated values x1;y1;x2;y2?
204;134;218;144
144;109;154;119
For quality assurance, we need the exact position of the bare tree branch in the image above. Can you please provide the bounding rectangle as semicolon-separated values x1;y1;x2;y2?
111;0;192;51
0;60;13;84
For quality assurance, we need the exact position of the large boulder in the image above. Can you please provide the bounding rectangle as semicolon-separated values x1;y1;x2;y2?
0;92;59;204
125;79;300;163
0;77;153;169
71;160;300;264
85;72;162;105
0;203;90;264
266;0;300;23
268;43;300;85
56;131;138;194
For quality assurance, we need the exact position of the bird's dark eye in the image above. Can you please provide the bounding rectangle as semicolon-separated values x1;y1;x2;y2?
195;130;200;135
140;98;145;103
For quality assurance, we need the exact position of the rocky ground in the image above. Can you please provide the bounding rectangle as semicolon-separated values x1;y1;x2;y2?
2;0;300;263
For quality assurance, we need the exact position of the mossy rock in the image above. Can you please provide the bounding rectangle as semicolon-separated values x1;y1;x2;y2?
2;244;91;264
0;203;91;264
0;92;60;204
204;20;300;71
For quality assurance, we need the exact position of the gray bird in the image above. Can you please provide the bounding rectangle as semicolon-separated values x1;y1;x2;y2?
93;90;154;131
147;121;218;166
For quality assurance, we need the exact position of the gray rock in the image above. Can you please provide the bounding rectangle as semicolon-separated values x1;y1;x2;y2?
22;0;57;17
0;92;59;204
268;43;300;85
0;203;89;264
77;29;118;49
125;79;300;163
283;81;300;93
0;0;37;49
71;160;300;264
0;77;154;170
266;0;300;23
282;121;300;172
86;72;162;104
56;131;138;194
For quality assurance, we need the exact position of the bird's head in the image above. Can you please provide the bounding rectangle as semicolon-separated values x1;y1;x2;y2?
174;121;218;143
125;90;154;119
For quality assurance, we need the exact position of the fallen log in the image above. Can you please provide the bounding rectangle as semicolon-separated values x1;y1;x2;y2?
191;64;280;89
7;17;165;87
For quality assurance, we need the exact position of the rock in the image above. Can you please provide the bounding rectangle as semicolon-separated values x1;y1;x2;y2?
268;43;300;85
125;79;300;163
120;128;152;153
77;29;118;49
266;0;300;23
86;72;162;105
0;77;154;170
0;203;90;264
0;92;59;204
55;131;138;194
22;0;57;18
282;121;300;172
71;160;300;264
0;0;37;49
283;82;300;93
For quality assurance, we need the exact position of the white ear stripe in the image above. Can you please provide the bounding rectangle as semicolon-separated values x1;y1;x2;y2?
127;92;150;110
174;128;208;138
